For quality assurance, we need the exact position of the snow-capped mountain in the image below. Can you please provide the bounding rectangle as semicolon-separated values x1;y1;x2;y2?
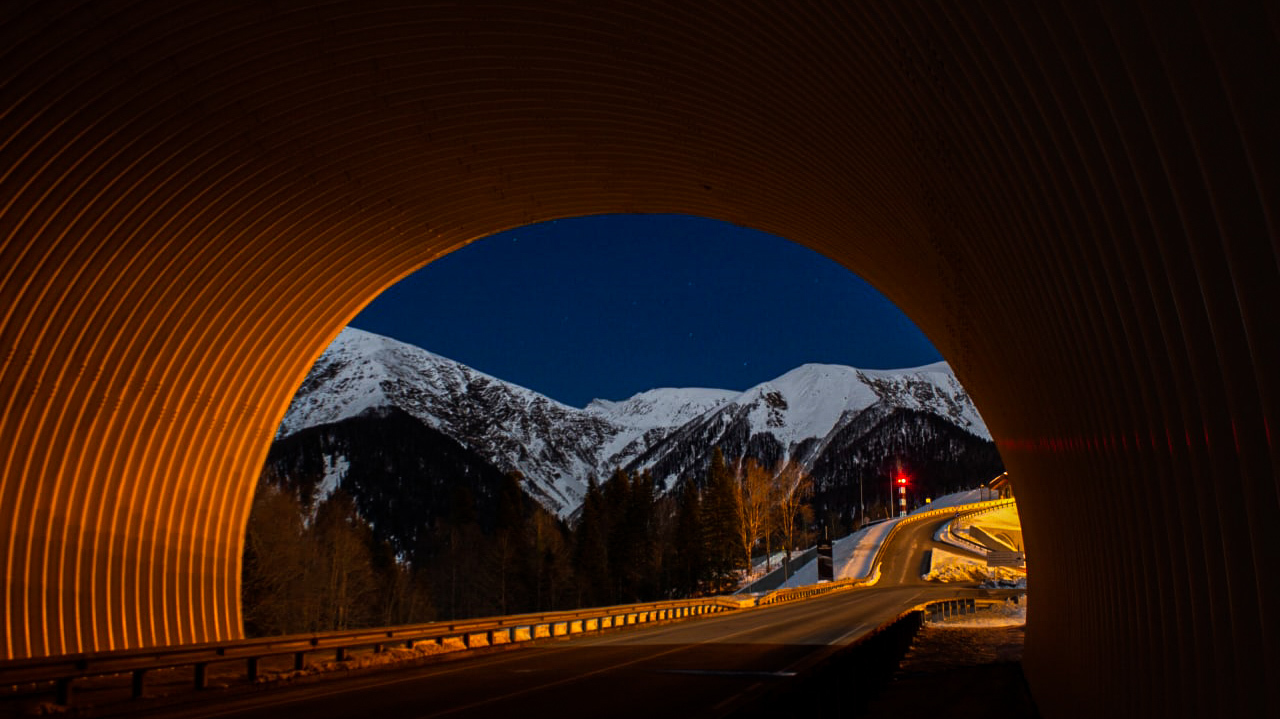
277;327;991;516
617;362;989;489
278;327;619;515
586;387;739;430
584;387;739;473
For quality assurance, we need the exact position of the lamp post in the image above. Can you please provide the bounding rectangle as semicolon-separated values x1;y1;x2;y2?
859;473;864;528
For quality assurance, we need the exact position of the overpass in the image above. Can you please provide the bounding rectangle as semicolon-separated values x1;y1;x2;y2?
0;2;1276;717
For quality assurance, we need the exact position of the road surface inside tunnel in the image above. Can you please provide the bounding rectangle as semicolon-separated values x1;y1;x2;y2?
136;515;992;719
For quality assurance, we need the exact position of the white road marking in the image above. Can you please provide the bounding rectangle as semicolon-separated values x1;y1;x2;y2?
660;669;797;678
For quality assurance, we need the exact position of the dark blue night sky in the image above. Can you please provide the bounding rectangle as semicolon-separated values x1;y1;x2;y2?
351;214;941;408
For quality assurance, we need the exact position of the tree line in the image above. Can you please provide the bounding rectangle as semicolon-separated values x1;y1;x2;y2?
241;440;817;636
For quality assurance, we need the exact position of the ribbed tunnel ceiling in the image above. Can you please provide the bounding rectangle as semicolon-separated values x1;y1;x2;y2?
1;2;1276;717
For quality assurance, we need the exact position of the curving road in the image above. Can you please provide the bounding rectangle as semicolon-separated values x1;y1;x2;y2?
140;512;999;719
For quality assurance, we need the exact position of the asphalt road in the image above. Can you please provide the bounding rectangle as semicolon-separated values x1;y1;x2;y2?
140;513;994;719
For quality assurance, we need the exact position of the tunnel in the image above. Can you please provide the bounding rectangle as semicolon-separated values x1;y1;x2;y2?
0;2;1276;717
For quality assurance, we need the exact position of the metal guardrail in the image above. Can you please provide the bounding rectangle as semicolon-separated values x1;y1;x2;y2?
754;497;1017;607
939;499;1020;555
941;519;992;554
0;596;738;706
1;497;1020;708
923;597;978;621
738;546;819;594
918;594;1024;622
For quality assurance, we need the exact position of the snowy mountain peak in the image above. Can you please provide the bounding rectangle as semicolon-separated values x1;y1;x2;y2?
279;327;614;517
731;364;880;444
278;328;991;516
586;387;738;429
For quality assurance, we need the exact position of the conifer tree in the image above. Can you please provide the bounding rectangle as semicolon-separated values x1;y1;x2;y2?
603;468;631;601
574;475;611;606
493;471;528;614
701;447;747;592
628;469;657;599
672;477;704;596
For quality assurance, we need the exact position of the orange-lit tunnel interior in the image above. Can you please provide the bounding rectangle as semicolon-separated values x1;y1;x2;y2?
1;2;1276;718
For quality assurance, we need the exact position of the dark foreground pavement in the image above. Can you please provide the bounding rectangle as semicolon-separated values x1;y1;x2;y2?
863;622;1041;718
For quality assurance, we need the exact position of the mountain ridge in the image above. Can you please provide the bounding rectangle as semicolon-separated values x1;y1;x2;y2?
278;327;992;516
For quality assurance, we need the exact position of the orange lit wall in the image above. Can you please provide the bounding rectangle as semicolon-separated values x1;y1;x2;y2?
0;2;1275;717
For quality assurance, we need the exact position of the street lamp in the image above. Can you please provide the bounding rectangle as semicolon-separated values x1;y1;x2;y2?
859;473;864;527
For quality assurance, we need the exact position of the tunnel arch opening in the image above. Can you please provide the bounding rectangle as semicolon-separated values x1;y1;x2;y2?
246;213;1006;630
1;3;1275;718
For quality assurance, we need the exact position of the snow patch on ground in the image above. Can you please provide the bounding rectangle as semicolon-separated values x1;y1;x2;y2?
317;453;349;501
254;637;476;685
779;517;904;588
742;547;797;585
771;490;1008;590
922;546;1024;584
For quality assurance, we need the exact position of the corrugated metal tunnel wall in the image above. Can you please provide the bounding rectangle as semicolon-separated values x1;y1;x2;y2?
0;1;1275;716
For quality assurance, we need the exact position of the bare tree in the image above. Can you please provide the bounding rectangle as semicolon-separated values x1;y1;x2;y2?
313;491;377;630
773;461;813;562
734;457;774;574
241;480;308;635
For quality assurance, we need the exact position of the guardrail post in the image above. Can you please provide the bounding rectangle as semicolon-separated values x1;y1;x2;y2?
336;647;348;662
132;668;147;699
247;656;259;682
294;651;306;671
194;662;208;690
55;677;73;706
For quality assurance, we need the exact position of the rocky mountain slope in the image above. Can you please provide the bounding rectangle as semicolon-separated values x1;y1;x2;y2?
277;327;995;516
